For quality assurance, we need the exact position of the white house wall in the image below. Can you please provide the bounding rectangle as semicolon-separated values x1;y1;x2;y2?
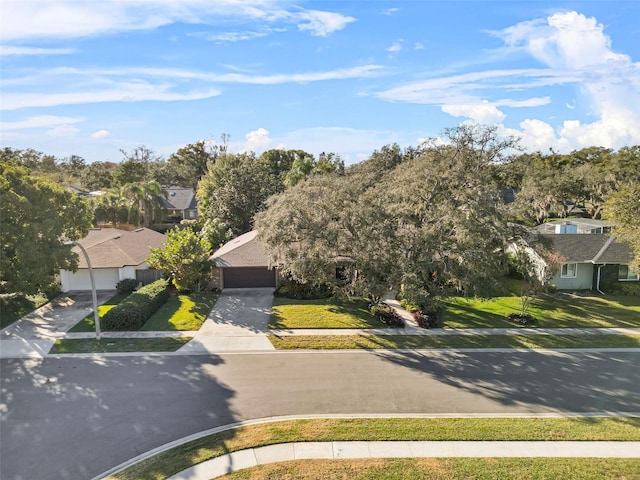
550;263;594;290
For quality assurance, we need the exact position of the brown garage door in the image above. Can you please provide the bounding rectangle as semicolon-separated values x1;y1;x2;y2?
223;267;276;288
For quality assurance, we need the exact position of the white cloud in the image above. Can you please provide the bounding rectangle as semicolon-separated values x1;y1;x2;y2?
381;8;399;16
296;9;356;36
0;46;78;56
91;130;111;139
2;83;221;110
414;42;424;50
2;64;382;110
378;10;640;152
442;102;506;124
242;128;272;152
0;115;83;130
386;40;403;54
0;1;355;41
46;125;79;137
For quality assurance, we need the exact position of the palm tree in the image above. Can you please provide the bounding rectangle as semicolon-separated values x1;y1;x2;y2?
122;180;166;227
92;191;128;227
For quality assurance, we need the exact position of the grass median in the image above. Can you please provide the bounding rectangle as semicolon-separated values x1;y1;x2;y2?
268;334;640;350
109;417;640;480
50;337;191;354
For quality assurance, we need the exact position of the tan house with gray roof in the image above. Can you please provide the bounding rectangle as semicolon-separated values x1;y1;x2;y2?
210;230;277;289
60;228;166;292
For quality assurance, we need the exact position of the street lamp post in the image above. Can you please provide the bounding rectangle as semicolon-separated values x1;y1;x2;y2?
65;241;101;340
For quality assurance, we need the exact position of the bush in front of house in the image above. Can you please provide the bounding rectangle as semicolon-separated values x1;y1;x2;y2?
370;303;404;328
413;303;444;329
116;278;139;294
103;279;170;330
275;279;333;299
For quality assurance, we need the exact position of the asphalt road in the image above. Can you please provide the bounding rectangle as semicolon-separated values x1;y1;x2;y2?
1;350;639;480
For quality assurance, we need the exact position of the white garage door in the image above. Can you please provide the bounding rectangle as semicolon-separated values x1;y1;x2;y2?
65;268;120;291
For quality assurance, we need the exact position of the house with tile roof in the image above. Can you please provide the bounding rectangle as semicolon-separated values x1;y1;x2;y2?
210;230;277;289
59;227;166;292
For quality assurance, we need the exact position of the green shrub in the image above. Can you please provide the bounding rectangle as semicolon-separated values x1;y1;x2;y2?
275;280;332;299
116;278;138;294
602;281;640;296
103;279;170;330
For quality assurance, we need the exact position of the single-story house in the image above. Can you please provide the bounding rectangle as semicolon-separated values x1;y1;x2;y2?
518;233;637;291
161;187;198;220
210;230;278;289
60;227;166;292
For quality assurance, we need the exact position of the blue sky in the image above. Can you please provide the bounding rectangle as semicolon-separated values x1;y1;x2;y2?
1;1;639;164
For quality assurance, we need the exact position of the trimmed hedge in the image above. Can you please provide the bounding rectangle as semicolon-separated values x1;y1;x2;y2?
103;279;170;330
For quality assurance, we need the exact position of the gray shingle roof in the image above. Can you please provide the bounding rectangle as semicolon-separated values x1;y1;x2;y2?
161;188;197;211
211;230;271;267
72;228;166;268
541;234;634;264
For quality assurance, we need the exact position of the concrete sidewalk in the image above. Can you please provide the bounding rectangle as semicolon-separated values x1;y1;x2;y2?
168;440;640;479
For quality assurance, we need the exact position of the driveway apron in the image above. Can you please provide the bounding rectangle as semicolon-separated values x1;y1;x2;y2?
177;288;276;353
0;291;116;358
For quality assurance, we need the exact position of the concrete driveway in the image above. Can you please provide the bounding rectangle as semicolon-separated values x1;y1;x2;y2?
177;288;276;353
0;291;115;358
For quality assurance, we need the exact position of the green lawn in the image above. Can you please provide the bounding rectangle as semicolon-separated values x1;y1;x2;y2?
268;334;640;350
50;337;191;353
109;417;640;480
445;293;640;329
69;291;217;332
270;297;386;329
141;292;217;331
0;293;49;329
68;292;130;332
219;458;640;480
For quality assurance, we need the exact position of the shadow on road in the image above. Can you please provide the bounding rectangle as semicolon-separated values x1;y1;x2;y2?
372;347;640;414
0;354;239;480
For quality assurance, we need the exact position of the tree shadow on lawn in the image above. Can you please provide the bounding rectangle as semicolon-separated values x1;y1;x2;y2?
372;346;640;414
1;354;241;480
533;293;640;328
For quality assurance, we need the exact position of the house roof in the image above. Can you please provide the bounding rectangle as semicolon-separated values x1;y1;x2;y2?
211;230;271;268
535;218;615;233
71;228;166;269
161;187;197;211
541;234;634;264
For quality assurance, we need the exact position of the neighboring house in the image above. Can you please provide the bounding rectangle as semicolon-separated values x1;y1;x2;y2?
210;230;277;289
60;227;166;292
511;218;637;291
535;218;614;235
161;187;198;220
540;234;636;291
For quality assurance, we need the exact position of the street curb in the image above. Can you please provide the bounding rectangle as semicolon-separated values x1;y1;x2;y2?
92;412;640;480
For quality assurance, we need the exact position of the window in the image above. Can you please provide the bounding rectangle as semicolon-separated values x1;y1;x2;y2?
561;263;577;278
618;265;639;281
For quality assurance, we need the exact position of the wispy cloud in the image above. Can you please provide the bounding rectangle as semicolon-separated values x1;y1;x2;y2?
1;1;356;41
381;8;399;16
1;115;83;130
0;46;78;56
2;64;382;110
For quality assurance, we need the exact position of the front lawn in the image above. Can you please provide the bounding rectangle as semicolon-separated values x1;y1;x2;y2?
270;297;385;329
141;292;217;331
268;334;640;350
219;458;640;480
69;291;217;332
109;417;640;480
445;293;640;329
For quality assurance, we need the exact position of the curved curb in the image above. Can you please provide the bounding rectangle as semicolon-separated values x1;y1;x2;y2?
168;440;640;480
92;412;640;480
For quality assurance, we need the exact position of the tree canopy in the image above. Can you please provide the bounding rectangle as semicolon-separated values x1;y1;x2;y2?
255;125;519;304
0;162;93;295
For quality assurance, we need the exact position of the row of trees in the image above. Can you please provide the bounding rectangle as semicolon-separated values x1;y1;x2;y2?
2;126;639;298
